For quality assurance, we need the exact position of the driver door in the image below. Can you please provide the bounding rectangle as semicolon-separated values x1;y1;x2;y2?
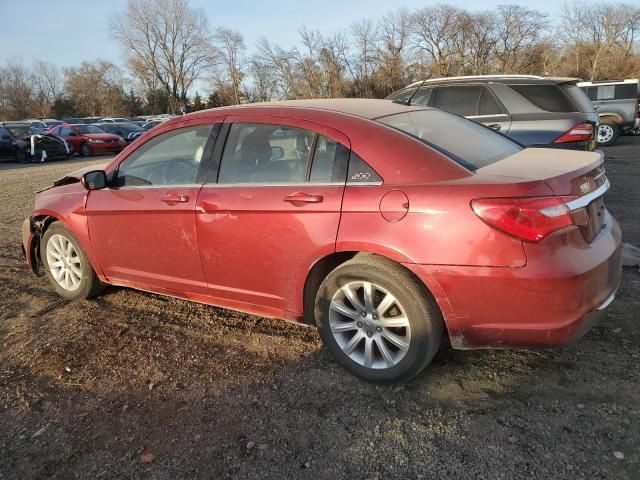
85;121;220;294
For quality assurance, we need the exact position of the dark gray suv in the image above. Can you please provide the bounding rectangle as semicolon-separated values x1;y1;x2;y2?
387;75;598;151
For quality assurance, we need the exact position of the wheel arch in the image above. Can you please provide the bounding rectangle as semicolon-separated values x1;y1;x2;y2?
302;251;449;338
598;112;624;125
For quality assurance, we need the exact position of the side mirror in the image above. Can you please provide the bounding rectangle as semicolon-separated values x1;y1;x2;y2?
82;170;107;190
271;145;284;161
68;132;77;137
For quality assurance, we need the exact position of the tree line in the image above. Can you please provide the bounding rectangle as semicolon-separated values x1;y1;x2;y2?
1;0;639;120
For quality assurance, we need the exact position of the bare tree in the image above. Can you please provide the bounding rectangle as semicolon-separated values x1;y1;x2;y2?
110;0;215;113
350;18;378;97
0;61;35;119
494;5;549;73
64;61;125;116
212;27;246;104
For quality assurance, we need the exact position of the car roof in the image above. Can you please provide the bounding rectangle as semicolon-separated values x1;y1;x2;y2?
403;75;582;88
190;99;432;121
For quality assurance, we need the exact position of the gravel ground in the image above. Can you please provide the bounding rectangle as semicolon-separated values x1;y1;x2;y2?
0;140;639;480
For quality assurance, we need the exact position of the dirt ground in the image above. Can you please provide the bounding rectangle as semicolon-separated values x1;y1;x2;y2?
0;139;639;480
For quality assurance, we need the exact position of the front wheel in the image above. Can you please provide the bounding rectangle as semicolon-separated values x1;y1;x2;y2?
597;122;620;147
315;256;444;383
40;223;105;300
80;143;91;157
15;149;27;163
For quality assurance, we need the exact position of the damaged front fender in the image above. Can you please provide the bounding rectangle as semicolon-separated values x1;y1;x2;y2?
21;216;56;275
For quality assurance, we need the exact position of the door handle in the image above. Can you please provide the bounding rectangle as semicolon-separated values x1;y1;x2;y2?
284;192;324;204
487;123;501;131
161;193;189;204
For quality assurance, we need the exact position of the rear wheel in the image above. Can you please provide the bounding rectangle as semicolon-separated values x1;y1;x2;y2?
15;149;27;163
315;256;444;383
597;122;620;147
80;143;91;157
41;223;105;300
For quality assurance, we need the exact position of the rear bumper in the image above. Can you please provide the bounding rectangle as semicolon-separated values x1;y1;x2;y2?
406;214;623;349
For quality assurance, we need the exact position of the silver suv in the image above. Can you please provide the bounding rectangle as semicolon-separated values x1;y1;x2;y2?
578;79;640;146
388;75;598;151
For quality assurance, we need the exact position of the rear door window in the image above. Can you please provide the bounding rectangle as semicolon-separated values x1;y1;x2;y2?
478;87;504;115
377;109;521;170
432;86;482;116
508;84;576;112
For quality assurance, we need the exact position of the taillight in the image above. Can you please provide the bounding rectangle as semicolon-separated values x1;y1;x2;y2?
471;196;578;242
554;123;594;144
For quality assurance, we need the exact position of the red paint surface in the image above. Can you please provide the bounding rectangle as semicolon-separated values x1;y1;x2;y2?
24;102;622;348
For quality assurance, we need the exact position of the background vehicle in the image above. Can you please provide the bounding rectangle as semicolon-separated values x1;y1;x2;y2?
47;124;125;156
62;118;89;125
141;120;162;130
388;75;597;151
0;122;70;162
23;100;621;383
578;79;640;146
96;122;146;142
24;119;50;132
100;117;130;123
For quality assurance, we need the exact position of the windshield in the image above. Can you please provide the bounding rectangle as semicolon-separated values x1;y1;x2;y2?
75;125;106;134
376;109;522;170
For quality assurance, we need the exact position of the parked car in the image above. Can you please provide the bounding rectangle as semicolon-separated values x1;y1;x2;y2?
62;118;89;125
47;124;126;156
387;75;598;151
141;120;162;130
0;122;70;163
100;117;130;124
22;100;621;382
40;119;65;128
24;119;50;132
577;79;640;146
96;122;146;142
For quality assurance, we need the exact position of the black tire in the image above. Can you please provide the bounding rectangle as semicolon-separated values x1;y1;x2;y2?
80;143;91;157
40;222;105;300
597;121;620;147
315;255;444;383
15;149;27;163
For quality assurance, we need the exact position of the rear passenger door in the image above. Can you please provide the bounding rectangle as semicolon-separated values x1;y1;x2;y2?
431;84;511;134
195;116;350;316
468;86;512;134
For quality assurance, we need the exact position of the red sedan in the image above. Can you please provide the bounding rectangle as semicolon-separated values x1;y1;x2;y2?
22;100;621;382
48;124;126;156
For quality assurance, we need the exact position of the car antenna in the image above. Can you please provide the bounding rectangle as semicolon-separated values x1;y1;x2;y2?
394;79;428;106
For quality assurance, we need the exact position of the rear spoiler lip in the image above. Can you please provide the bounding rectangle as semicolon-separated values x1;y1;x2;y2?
565;178;610;210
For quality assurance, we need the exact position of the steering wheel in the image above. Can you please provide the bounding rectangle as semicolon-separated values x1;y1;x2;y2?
147;158;196;185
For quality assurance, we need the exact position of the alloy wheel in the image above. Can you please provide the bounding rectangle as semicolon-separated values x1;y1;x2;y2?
46;233;82;291
329;281;411;369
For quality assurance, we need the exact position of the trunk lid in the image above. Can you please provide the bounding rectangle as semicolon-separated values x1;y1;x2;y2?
476;148;608;243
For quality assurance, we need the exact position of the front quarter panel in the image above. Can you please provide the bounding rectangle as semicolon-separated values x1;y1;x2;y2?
29;182;106;281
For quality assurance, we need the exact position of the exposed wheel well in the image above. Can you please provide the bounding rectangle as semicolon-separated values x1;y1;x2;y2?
29;215;59;274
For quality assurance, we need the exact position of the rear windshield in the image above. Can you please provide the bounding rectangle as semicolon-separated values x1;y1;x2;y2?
509;84;578;112
561;85;594;112
377;109;522;170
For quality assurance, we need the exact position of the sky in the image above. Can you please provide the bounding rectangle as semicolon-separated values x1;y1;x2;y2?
0;0;563;93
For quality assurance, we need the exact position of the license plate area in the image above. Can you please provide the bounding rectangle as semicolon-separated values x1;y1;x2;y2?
571;197;606;243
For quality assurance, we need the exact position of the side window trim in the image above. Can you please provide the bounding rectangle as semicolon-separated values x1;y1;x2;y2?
207;122;350;186
112;122;220;189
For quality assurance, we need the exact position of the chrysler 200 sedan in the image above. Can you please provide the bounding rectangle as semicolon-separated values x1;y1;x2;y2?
22;100;622;383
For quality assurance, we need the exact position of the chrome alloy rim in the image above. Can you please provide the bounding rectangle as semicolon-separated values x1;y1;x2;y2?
329;281;411;369
46;234;82;291
597;124;614;144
